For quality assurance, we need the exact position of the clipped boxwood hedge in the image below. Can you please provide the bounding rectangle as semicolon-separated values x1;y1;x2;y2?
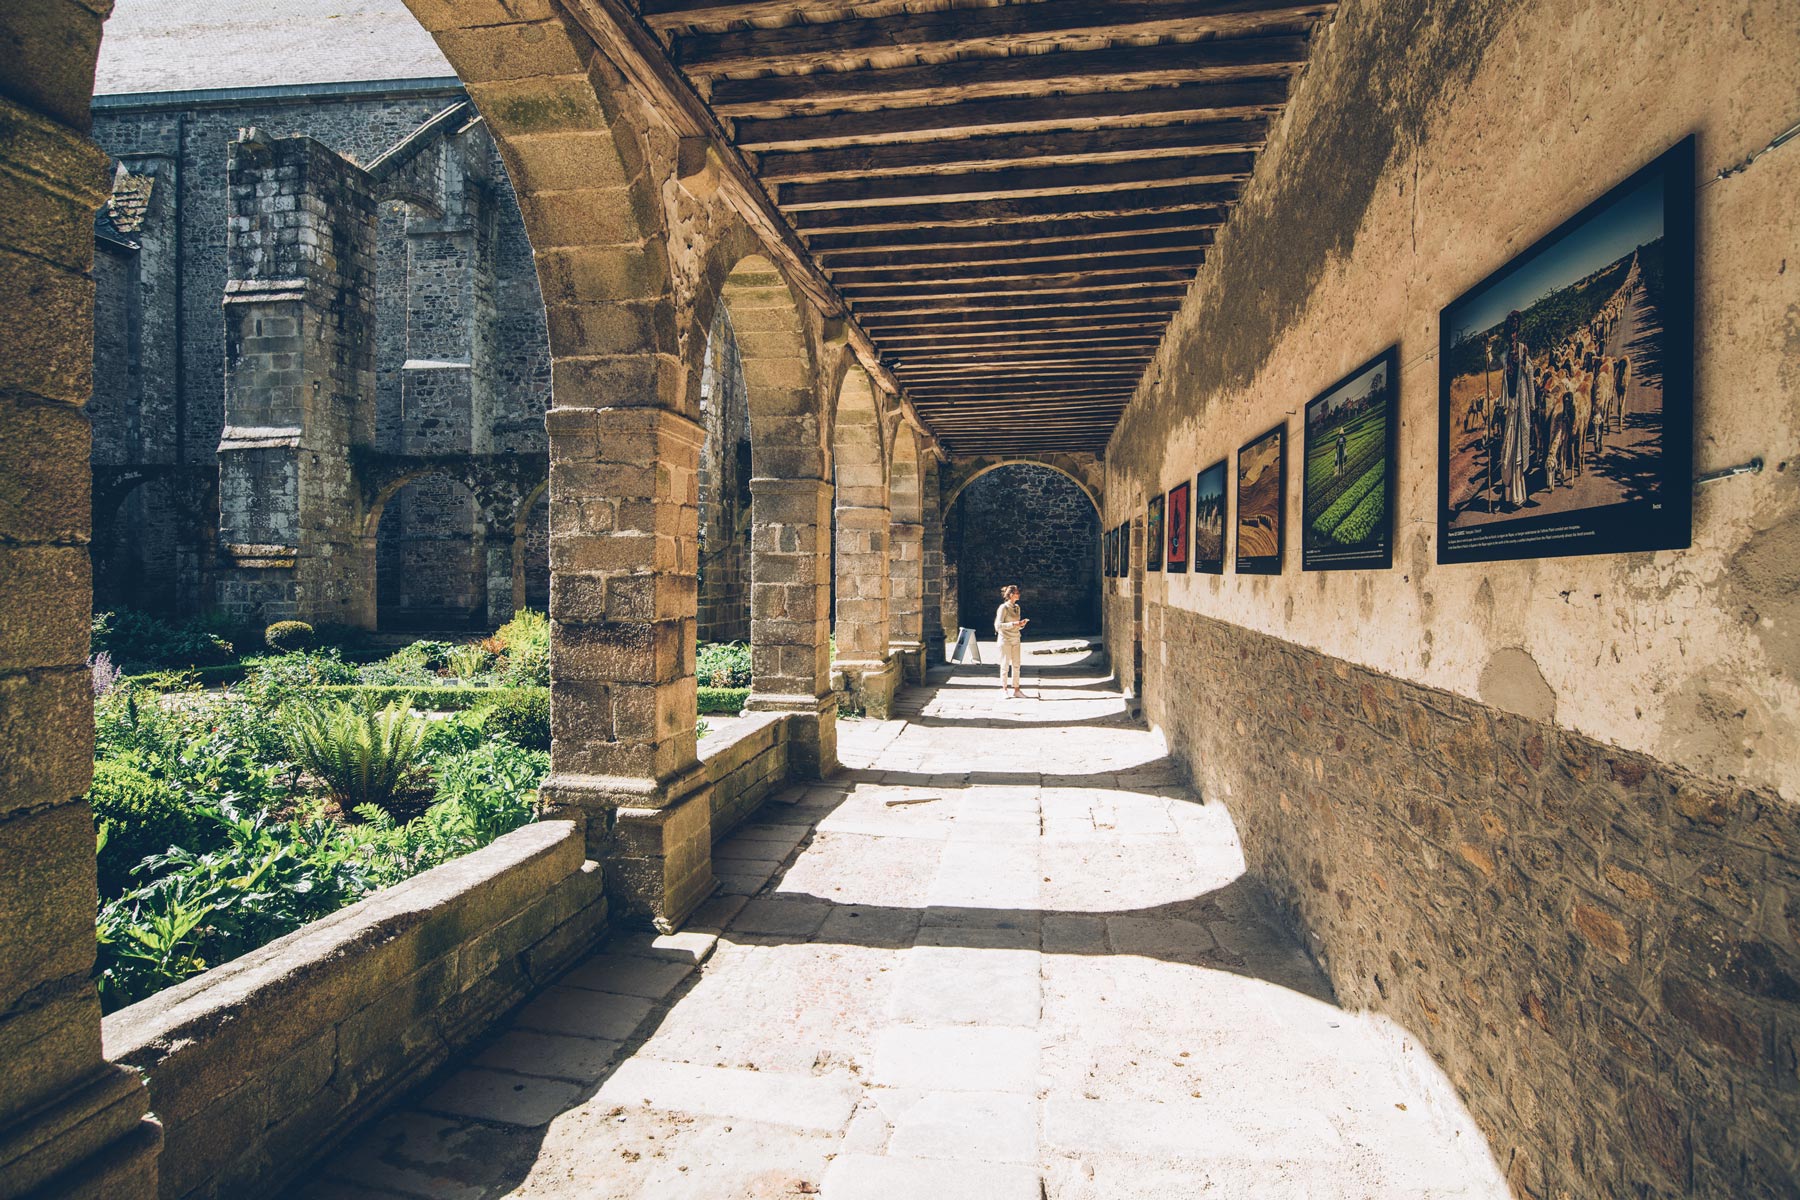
303;684;545;712
698;686;749;715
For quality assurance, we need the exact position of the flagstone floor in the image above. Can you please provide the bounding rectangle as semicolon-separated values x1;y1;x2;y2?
297;647;1507;1199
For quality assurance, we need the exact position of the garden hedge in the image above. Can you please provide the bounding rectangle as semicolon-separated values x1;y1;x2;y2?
698;686;749;715
304;685;546;712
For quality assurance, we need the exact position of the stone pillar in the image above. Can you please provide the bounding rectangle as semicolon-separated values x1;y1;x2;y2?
486;533;516;626
540;406;713;932
940;495;963;647
833;503;899;717
745;478;838;777
887;520;926;684
920;459;947;663
217;132;377;629
0;24;161;1194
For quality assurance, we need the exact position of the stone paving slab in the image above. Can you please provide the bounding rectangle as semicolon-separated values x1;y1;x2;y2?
820;1154;1042;1200
594;1058;860;1132
299;667;1508;1199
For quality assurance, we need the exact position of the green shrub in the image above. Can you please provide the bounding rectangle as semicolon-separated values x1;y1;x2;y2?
89;759;204;896
484;688;550;750
446;643;493;681
264;621;315;653
93;689;284;807
92;609;235;668
494;609;550;687
697;640;752;688
283;698;428;815
697;686;749;715
304;684;505;711
240;650;359;708
123;663;246;691
420;711;488;761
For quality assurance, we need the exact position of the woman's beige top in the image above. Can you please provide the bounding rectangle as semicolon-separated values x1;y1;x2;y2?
995;600;1024;644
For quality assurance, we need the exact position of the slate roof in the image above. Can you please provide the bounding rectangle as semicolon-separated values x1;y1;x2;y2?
94;0;453;96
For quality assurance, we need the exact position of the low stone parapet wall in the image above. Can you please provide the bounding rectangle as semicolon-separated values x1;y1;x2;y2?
103;821;607;1200
699;711;790;840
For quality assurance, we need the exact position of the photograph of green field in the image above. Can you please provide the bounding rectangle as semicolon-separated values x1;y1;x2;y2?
1302;348;1397;570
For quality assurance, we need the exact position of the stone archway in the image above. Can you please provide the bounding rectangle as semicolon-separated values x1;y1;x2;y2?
887;425;928;683
831;362;899;715
696;248;838;774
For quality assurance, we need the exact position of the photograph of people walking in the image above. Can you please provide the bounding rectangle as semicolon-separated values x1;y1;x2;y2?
1438;138;1693;563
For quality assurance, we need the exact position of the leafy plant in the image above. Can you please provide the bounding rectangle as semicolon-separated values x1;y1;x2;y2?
494;609;550;687
484;689;550;751
240;650;359;708
89;758;209;896
92;608;235;668
283;698;428;815
697;640;752;688
446;643;492;681
264;620;315;653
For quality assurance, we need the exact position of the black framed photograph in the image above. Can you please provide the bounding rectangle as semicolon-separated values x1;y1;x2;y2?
1303;346;1399;571
1146;496;1164;571
1105;526;1116;577
1117;522;1130;576
1236;423;1286;575
1438;136;1694;564
1193;460;1227;574
1166;480;1190;574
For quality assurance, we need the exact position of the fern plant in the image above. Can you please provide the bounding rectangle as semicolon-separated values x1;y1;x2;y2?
283;698;427;815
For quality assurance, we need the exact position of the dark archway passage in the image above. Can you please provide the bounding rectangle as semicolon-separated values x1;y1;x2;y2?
953;463;1099;637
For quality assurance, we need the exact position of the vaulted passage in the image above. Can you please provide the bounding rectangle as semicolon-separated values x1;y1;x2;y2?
302;663;1507;1197
1;0;1796;1197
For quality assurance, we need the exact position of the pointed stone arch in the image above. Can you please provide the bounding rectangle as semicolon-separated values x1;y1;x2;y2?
831;363;901;713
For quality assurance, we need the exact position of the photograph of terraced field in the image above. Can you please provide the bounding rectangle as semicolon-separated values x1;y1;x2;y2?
1303;348;1398;571
1235;423;1286;574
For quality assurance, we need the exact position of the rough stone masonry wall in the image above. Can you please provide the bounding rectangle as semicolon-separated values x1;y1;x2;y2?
697;308;752;644
957;464;1099;636
1100;0;1800;1195
103;821;607;1200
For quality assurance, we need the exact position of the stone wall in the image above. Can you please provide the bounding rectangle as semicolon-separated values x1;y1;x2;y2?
1099;0;1800;1194
103;821;607;1200
701;714;791;840
956;464;1099;636
89;85;553;627
1153;610;1799;1197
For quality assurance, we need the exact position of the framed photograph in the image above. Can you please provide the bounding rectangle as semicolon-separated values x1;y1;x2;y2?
1105;526;1116;577
1118;521;1130;576
1303;346;1399;571
1438;136;1694;564
1146;496;1164;571
1193;460;1228;574
1236;422;1286;574
1165;481;1191;574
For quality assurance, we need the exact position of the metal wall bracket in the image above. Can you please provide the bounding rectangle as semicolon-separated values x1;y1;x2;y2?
1694;457;1764;487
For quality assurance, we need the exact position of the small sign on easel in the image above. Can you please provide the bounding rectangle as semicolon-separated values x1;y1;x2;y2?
949;627;982;664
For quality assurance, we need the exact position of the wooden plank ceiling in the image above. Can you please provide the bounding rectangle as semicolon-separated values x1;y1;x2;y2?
641;0;1335;455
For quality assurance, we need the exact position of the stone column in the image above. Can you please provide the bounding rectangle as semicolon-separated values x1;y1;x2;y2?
746;478;838;777
940;496;963;646
887;519;926;684
0;31;161;1195
540;406;713;932
217;132;378;630
920;459;947;663
486;533;516;626
833;502;899;717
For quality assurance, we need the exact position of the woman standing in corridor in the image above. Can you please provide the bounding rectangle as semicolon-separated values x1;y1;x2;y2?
995;584;1028;698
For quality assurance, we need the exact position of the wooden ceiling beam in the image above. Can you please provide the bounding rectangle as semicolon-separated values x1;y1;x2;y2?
853;288;1189;316
842;268;1195;299
705;36;1309;112
672;1;1332;75
779;152;1253;209
879;329;1164;348
734;79;1290;150
760;121;1267;182
788;184;1240;232
831;250;1202;286
859;307;1180;333
804;210;1226;254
